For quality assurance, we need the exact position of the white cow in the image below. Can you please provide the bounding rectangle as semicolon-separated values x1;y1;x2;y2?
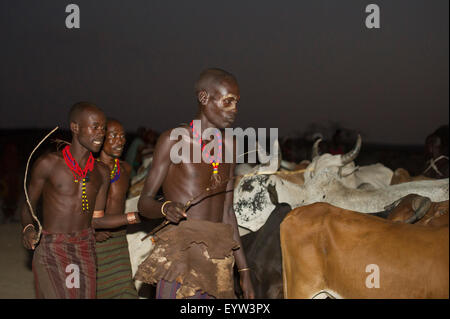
233;137;448;232
305;135;393;189
125;195;154;297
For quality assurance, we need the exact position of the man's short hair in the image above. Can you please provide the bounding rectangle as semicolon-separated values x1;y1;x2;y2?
106;118;124;130
68;101;98;125
194;68;237;94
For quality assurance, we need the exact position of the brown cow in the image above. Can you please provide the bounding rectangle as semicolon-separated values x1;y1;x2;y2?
390;168;434;185
387;195;449;227
280;202;449;298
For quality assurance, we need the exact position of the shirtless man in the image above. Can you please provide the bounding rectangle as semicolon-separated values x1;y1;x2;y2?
21;102;110;299
423;125;449;179
93;119;139;299
135;68;255;299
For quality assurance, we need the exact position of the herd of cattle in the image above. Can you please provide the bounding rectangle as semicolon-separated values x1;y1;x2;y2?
124;134;449;299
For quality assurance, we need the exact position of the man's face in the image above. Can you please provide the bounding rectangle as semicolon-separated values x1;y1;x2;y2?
76;109;106;153
103;122;126;158
204;78;239;129
425;136;441;158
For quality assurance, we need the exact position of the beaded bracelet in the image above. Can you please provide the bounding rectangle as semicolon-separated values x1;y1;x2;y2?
126;212;138;224
93;210;105;219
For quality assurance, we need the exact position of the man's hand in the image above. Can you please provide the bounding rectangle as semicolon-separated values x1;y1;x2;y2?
239;271;255;299
95;231;111;242
23;227;38;250
163;202;187;224
134;212;141;224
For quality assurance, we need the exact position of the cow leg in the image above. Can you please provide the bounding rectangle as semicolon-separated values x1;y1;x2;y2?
311;290;340;299
281;212;327;299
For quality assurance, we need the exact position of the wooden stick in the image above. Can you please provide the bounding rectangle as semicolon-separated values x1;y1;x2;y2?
24;126;59;243
140;164;313;241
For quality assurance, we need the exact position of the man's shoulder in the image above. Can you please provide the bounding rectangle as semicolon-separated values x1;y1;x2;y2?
165;124;190;135
34;151;62;167
119;160;132;174
95;160;110;177
29;151;64;178
158;125;190;144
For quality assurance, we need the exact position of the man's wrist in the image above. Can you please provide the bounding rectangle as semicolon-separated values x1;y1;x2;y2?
161;201;172;217
238;267;251;273
93;210;105;219
126;212;139;224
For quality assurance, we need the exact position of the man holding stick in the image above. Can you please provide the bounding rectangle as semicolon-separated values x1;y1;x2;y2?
21;102;110;299
136;68;255;299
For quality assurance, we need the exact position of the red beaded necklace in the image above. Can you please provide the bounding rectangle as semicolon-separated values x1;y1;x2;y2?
190;120;223;187
62;145;95;212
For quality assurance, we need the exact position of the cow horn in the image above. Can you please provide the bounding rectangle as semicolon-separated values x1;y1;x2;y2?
257;139;280;174
341;134;362;165
404;196;431;224
311;138;322;160
280;160;296;170
267;183;279;206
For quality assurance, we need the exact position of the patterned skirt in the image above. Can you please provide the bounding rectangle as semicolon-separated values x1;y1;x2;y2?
95;229;138;299
135;219;239;299
32;228;96;299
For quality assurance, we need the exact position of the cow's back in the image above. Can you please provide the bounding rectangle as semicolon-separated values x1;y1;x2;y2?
281;202;449;299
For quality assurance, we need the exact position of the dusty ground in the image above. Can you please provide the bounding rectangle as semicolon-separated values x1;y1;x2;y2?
0;222;35;299
0;221;157;299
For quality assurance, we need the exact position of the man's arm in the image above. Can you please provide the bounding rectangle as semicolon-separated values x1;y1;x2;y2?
92;161;110;210
222;158;255;299
137;130;186;222
92;212;140;229
20;154;53;250
92;162;140;229
90;162;111;227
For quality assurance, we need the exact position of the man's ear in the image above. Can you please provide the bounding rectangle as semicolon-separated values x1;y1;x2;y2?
197;90;209;106
70;121;79;135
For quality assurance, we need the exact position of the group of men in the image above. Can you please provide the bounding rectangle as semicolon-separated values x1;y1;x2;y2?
20;68;255;299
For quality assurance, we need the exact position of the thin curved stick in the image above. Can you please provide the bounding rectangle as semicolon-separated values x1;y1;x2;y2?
24;126;59;242
140;147;313;240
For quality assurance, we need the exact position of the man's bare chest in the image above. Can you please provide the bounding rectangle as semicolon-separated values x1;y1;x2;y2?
46;161;103;196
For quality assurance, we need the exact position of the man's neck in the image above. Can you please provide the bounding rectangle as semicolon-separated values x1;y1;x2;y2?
99;150;117;169
193;112;220;134
69;140;91;168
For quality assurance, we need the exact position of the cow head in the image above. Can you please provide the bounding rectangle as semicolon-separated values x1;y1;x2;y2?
233;139;282;232
234;174;276;232
256;139;281;175
289;168;344;207
305;134;362;187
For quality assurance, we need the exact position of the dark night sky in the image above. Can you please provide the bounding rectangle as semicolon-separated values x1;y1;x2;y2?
0;0;448;144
